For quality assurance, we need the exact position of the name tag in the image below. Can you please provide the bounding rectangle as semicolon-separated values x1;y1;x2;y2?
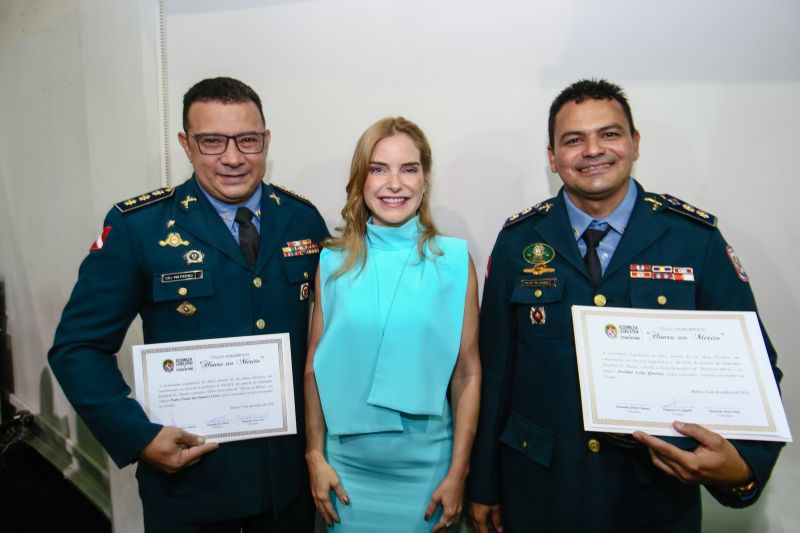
161;270;203;283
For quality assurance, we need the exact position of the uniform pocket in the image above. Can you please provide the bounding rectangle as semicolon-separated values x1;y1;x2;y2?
500;412;556;468
151;270;218;338
511;276;567;338
630;280;696;310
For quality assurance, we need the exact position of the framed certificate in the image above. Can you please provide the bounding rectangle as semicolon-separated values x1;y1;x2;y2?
571;306;791;442
132;333;296;442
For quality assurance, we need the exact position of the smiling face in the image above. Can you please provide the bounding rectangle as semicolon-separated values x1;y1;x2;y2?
548;98;640;217
178;100;270;204
363;133;427;227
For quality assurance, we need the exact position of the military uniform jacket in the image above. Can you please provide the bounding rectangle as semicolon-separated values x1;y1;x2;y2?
469;181;783;533
49;177;328;523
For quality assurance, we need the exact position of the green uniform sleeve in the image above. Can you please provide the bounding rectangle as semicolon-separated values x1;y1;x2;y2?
49;208;162;467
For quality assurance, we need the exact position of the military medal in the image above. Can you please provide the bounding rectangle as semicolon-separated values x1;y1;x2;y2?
283;239;320;257
183;249;205;265
176;301;197;316
522;242;556;275
530;306;546;325
159;232;190;247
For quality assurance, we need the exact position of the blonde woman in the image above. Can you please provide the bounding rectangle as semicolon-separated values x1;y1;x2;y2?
304;117;481;532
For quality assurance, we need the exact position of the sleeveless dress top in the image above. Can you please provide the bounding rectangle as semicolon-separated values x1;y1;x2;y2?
314;216;469;436
313;216;468;532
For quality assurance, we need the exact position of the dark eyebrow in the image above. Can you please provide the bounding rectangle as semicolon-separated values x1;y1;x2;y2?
558;122;626;142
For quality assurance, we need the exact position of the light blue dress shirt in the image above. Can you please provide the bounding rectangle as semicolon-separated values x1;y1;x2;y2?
564;178;638;274
197;181;262;243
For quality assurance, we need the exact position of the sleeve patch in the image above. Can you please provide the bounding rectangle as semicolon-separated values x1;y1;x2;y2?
726;245;750;282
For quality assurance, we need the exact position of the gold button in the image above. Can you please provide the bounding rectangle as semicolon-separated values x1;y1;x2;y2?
657;295;667;306
522;440;528;449
178;287;188;296
256;319;266;330
253;277;263;288
588;438;601;453
303;271;309;279
593;294;607;307
534;289;543;298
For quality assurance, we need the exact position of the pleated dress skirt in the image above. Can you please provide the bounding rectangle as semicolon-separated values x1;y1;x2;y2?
325;406;453;532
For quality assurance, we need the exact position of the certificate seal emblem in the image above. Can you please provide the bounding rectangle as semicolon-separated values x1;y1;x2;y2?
605;323;618;338
522;242;556;275
163;359;175;372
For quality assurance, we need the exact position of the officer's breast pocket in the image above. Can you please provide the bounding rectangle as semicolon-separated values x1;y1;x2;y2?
630;280;696;310
152;270;218;338
282;257;316;314
511;277;567;338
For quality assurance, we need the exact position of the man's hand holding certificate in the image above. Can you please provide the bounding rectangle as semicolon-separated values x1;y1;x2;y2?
572;306;791;442
133;333;297;443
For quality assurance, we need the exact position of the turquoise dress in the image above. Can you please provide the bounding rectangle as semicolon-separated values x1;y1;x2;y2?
313;217;468;532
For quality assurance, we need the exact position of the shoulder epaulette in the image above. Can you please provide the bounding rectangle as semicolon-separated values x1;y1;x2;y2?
503;199;555;228
271;183;317;209
657;193;717;227
114;187;175;213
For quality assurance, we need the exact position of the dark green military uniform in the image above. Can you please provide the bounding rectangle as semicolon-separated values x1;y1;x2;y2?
470;181;783;532
49;176;328;525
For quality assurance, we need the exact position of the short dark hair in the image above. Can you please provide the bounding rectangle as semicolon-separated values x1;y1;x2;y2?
182;77;265;131
548;79;635;147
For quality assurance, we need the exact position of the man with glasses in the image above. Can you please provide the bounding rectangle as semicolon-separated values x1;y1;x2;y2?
49;77;327;532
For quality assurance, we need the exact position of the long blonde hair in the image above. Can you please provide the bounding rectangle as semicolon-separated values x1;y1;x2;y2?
327;117;440;278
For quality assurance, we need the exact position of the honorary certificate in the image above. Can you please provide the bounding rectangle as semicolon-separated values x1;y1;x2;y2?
132;334;296;442
572;306;791;442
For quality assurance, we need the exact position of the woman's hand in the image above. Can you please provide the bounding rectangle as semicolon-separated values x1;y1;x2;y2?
307;450;349;526
426;472;465;532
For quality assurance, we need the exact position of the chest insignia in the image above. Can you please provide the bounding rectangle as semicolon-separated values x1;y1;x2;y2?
629;264;695;281
159;232;190;248
522;242;556;276
530;306;546;325
300;282;310;301
176;301;197;316
283;239;320;257
269;192;281;205
183;249;205;265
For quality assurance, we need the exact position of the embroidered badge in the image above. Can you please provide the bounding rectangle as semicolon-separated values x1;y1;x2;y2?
726;245;749;282
159;232;190;247
183;249;205;265
522;243;556;276
90;226;112;251
176;301;197;316
530;306;546;325
300;282;310;301
282;239;320;257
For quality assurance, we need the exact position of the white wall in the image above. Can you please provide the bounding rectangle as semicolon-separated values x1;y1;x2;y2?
1;1;797;531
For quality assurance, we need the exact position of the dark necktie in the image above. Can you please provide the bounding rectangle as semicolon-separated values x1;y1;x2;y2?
235;207;259;269
582;223;612;287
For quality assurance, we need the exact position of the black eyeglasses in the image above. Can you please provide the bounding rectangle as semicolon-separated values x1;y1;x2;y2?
188;131;268;155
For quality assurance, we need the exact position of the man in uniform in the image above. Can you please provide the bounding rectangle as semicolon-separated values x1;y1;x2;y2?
469;79;784;532
49;77;328;532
